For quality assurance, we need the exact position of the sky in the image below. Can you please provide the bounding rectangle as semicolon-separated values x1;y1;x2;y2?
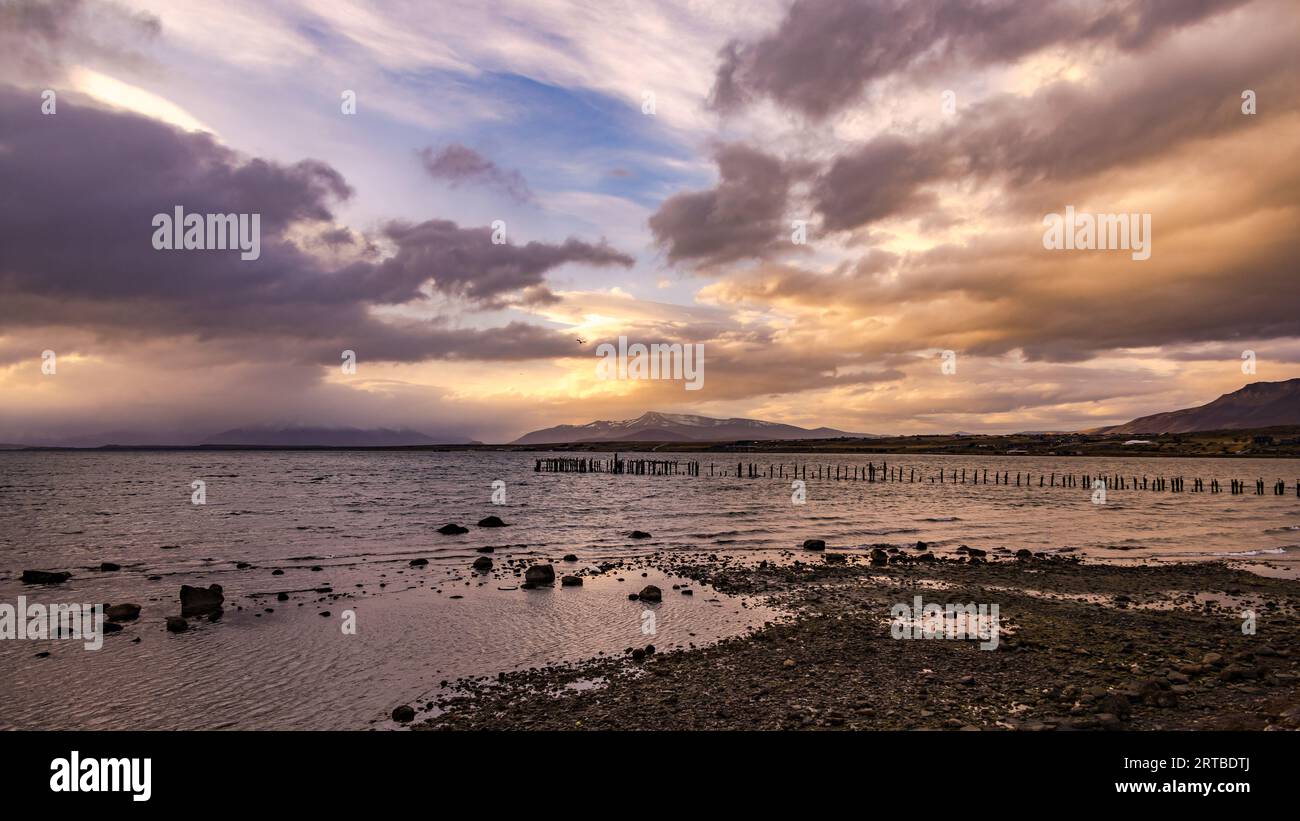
0;0;1297;444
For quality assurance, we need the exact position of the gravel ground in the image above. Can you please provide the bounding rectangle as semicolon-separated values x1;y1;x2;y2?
415;550;1300;731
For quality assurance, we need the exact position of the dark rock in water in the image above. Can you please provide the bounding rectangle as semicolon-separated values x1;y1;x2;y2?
102;621;123;633
276;592;289;602
105;603;141;622
914;541;928;552
165;616;188;633
271;569;284;575
628;530;652;539
563;554;578;562
438;523;469;535
1015;549;1034;560
100;562;122;572
476;515;507;528
472;557;493;572
964;547;988;557
179;584;224;617
476;546;495;553
319;611;331;617
392;705;416;723
409;558;429;567
310;565;323;571
638;585;662;602
561;575;582;586
235;562;251;569
645;644;656;655
524;564;555;585
870;548;889;564
631;648;646;661
802;539;825;551
21;569;70;584
824;553;846;563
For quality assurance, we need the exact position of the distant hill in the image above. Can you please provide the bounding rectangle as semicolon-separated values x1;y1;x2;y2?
512;411;880;445
1098;379;1300;434
202;426;467;446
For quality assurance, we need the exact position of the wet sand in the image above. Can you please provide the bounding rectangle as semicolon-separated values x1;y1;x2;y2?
419;551;1300;730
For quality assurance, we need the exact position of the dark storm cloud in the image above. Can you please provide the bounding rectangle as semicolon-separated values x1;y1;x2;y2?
0;88;631;362
360;220;632;308
648;143;799;266
813;29;1297;232
709;0;1248;121
418;143;533;203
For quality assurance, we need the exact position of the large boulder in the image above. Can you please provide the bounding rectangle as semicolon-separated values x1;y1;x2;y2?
179;584;224;617
21;569;70;584
524;564;555;585
638;585;662;602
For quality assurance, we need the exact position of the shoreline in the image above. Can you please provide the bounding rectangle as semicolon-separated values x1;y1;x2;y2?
417;554;1300;731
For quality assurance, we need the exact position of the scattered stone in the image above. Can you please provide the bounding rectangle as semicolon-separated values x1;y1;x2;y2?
271;569;284;575
179;584;224;617
802;539;826;551
276;592;289;602
392;705;416;723
638;585;662;602
870;548;889;565
165;616;188;633
563;554;578;562
476;516;507;528
100;562;122;572
824;553;847;563
476;546;495;553
472;557;493;572
628;530;652;539
409;558;429;567
105;603;141;622
437;523;469;535
525;564;555;585
21;570;70;584
561;575;582;586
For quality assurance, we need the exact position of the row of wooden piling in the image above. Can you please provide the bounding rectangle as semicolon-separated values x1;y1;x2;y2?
537;456;1300;495
534;456;700;476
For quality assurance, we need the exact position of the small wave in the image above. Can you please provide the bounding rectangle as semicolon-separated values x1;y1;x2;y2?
1212;546;1295;557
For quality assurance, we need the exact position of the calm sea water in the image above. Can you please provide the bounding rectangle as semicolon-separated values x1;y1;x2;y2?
2;450;1299;729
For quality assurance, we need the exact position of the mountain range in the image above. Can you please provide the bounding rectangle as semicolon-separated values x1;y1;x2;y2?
1098;378;1300;434
201;426;474;446
510;411;879;444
